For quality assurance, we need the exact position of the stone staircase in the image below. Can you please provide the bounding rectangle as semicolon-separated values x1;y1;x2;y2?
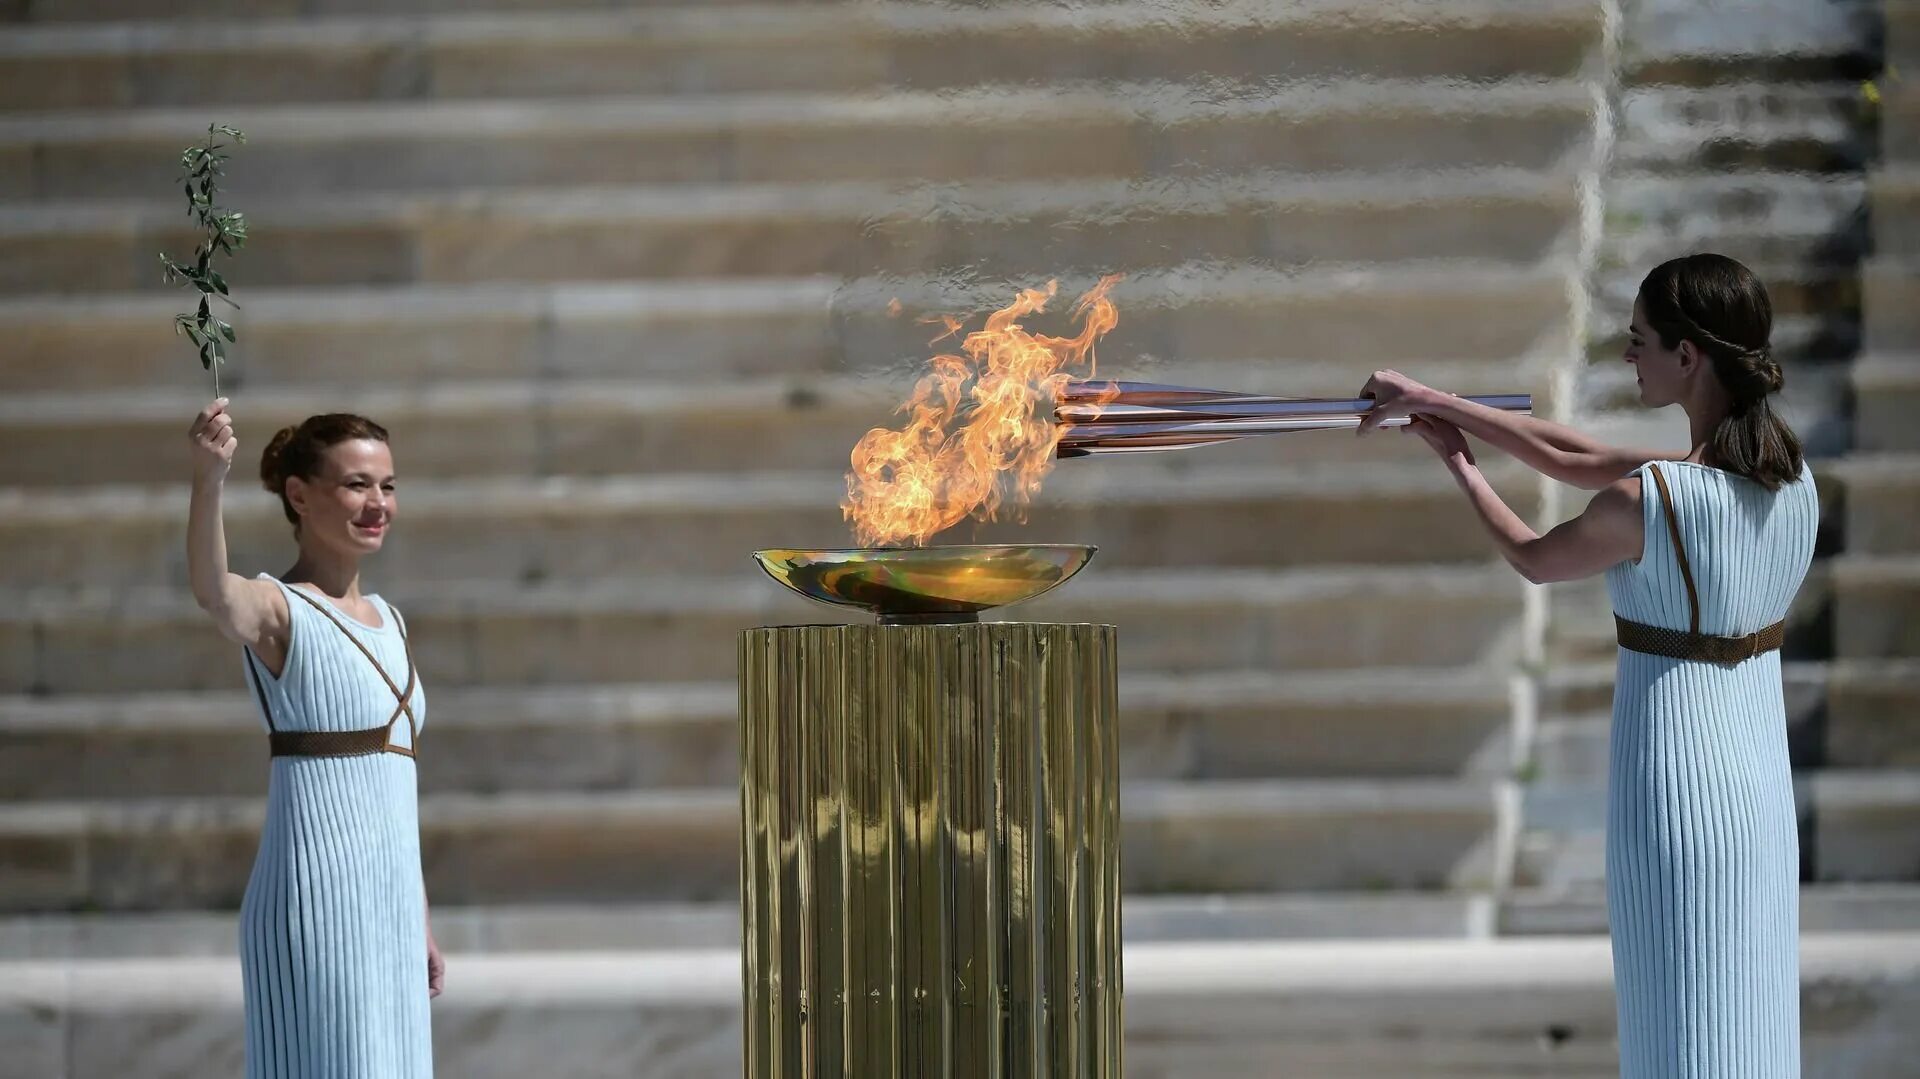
1828;0;1920;881
2;1;1916;1075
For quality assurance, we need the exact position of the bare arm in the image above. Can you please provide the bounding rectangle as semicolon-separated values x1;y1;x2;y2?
187;400;290;663
1359;370;1677;490
1406;417;1644;584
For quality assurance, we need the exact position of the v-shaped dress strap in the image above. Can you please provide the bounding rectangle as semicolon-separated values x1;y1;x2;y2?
257;585;424;759
281;587;420;744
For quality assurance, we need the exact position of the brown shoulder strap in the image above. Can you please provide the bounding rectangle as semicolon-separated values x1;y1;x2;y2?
283;586;419;739
1645;464;1701;635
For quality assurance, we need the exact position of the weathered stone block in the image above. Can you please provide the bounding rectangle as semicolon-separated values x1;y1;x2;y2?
1828;663;1920;769
1865;259;1920;353
1834;557;1920;659
1853;362;1920;453
1122;781;1497;893
1811;773;1920;882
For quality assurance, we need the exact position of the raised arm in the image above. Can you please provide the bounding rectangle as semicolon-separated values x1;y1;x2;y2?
1358;369;1677;490
187;399;290;665
1405;415;1644;584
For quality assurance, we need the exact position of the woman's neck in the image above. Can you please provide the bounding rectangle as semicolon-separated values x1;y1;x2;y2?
1683;380;1733;462
283;546;362;600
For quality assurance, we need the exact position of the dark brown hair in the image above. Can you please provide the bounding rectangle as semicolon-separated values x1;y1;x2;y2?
1637;253;1803;490
259;413;391;525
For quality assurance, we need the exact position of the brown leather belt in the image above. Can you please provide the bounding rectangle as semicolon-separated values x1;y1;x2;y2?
270;726;416;759
1614;616;1786;666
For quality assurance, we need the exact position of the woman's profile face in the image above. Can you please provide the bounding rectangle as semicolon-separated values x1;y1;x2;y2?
285;439;397;556
1624;297;1686;408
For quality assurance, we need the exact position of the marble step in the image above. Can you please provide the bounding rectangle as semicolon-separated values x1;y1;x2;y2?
1596;250;1866;347
1854;356;1920;454
1826;660;1920;771
0;171;1582;295
17;882;1919;959
1528;700;1825;789
0;358;1557;488
1888;80;1920;167
0;0;1603;110
1894;0;1920;74
1536;658;1787;719
1602;171;1868;273
6;934;1918;1078
1832;455;1920;557
1536;656;1920;771
1614;81;1874;174
1835;555;1920;660
0;565;1529;695
0;80;1597;201
1533;660;1831;774
1866;258;1920;354
0;263;1580;395
1502;883;1920;937
1871;167;1920;255
0;464;1547;590
0;669;1521;801
1810;770;1920;883
0;778;1503;912
1616;0;1879;84
8;0;823;18
1513;770;1920;892
0;891;1497;960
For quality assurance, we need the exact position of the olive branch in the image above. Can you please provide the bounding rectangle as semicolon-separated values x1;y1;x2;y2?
160;123;248;396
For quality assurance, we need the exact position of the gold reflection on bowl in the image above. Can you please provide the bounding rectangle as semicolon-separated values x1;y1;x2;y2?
752;544;1096;624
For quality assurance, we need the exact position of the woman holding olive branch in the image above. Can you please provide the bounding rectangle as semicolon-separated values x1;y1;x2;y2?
188;399;440;1077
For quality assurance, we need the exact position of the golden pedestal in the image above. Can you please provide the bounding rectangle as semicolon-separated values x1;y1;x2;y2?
739;622;1122;1077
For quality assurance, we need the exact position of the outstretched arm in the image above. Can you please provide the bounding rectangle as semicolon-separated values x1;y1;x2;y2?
1405;416;1644;584
1359;370;1677;490
187;399;290;663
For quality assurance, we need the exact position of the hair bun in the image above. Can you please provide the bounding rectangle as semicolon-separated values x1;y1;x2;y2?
1752;347;1784;394
259;424;298;493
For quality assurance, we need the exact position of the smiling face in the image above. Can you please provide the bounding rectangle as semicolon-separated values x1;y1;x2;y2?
1624;297;1695;408
284;439;397;556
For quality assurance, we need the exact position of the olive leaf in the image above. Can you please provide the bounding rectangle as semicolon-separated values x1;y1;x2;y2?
160;123;248;394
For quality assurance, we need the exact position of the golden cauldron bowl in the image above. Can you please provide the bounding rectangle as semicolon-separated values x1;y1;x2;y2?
752;544;1096;624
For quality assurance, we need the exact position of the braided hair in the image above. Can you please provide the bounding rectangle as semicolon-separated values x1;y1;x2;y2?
1638;254;1803;490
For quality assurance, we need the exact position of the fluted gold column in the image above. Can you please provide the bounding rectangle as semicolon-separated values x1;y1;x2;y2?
739;622;1122;1078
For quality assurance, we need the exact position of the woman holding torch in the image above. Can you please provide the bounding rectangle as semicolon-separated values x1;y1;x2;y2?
1360;253;1814;1076
186;399;440;1077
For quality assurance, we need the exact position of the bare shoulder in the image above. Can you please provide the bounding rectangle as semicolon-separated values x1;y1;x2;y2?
251;576;292;621
232;574;292;646
1599;473;1643;503
1586;475;1644;531
208;572;289;656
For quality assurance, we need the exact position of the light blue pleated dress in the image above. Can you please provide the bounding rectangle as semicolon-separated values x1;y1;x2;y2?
238;575;433;1078
1604;460;1818;1077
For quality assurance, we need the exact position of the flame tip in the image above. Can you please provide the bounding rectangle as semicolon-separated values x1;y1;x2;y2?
846;278;1121;546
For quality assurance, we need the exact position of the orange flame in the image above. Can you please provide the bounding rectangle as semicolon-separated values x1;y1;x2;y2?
844;275;1122;547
